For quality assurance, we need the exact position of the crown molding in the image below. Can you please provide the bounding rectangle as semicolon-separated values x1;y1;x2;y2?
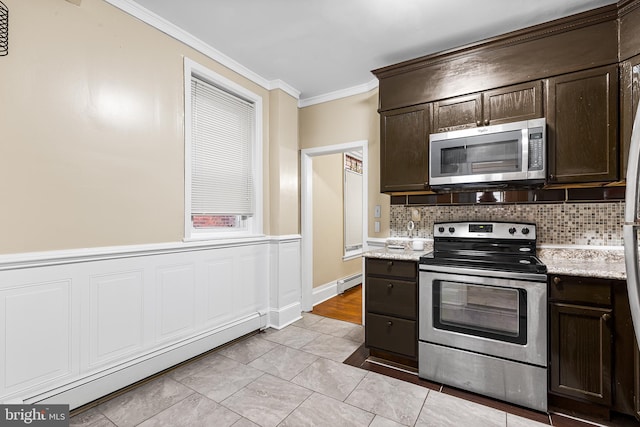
299;79;379;108
103;0;301;100
268;79;301;99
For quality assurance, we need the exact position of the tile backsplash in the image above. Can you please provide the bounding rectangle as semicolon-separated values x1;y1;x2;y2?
390;202;625;246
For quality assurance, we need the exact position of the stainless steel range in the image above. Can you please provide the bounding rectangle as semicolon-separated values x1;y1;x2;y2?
418;221;548;412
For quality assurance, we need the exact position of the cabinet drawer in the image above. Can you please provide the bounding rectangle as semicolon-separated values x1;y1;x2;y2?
366;258;416;279
366;313;417;358
366;277;416;319
549;275;611;306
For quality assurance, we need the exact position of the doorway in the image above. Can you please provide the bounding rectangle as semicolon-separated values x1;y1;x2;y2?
300;140;368;316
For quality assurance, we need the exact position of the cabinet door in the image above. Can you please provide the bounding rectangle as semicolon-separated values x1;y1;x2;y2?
433;94;481;132
380;104;430;192
482;81;543;126
621;54;640;180
550;302;612;406
546;65;619;183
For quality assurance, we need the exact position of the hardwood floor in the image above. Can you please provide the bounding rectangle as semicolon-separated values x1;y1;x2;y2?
312;284;362;324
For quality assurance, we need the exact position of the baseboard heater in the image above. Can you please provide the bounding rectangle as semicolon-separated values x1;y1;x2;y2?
337;273;362;294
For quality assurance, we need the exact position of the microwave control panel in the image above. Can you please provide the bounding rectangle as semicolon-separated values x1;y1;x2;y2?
528;128;544;171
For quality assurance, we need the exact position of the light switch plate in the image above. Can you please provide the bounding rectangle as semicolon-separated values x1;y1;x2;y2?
374;205;381;218
375;221;380;233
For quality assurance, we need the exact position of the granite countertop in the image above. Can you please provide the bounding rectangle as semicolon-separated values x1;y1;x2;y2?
365;240;627;281
538;248;626;281
364;240;433;262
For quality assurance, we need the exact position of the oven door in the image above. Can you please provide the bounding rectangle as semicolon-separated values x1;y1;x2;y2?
419;267;546;367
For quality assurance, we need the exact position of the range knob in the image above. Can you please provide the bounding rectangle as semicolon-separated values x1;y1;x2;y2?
438;226;445;233
521;227;530;235
448;227;455;233
508;227;517;235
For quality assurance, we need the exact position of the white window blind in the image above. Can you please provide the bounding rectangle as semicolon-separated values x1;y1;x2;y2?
191;77;255;217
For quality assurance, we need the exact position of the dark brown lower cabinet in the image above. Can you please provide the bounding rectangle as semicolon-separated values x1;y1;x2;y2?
364;258;418;367
549;302;612;405
549;275;639;421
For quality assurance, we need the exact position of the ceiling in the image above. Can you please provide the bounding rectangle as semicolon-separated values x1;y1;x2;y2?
131;0;618;104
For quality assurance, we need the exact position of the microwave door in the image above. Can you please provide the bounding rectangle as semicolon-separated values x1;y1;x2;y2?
430;130;525;185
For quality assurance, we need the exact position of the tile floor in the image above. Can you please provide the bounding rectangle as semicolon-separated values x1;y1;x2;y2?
70;313;556;427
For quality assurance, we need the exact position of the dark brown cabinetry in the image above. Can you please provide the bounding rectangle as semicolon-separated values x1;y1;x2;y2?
432;81;543;133
365;258;418;365
549;275;637;419
621;54;640;180
545;65;619;184
380;104;430;192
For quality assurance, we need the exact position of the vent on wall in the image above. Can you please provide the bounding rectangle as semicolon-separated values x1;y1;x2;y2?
0;1;7;56
337;273;362;294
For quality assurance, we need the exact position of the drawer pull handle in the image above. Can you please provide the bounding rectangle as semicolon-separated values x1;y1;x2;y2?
387;321;393;327
387;261;393;267
387;283;394;289
602;313;611;323
553;276;562;286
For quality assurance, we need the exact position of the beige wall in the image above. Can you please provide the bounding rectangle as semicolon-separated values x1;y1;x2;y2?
299;90;390;239
269;89;300;235
311;154;361;287
0;0;301;254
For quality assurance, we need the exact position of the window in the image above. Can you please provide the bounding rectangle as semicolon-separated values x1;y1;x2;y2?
184;58;262;240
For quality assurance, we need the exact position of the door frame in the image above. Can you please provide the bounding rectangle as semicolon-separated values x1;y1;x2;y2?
300;140;368;311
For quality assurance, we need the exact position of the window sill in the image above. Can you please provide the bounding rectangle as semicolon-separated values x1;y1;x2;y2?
343;249;363;261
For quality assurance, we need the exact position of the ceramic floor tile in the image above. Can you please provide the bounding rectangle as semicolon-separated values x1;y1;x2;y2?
306;317;363;338
260;325;320;349
506;413;550;427
279;392;374;427
300;333;362;362
170;354;263;402
221;374;312;427
137;393;240;427
97;376;194;427
217;334;280;364
343;325;365;343
416;391;506;427
248;344;318;380
369;415;408;427
70;408;116;427
291;357;366;401
292;312;324;329
345;371;429;426
231;418;260;427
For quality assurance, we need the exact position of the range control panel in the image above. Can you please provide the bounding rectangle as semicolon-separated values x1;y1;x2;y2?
433;221;536;240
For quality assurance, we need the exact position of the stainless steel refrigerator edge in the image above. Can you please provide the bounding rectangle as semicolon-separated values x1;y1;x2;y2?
624;103;640;347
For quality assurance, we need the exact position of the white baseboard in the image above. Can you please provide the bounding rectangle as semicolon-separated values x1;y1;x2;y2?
268;302;302;330
312;281;338;307
31;314;263;410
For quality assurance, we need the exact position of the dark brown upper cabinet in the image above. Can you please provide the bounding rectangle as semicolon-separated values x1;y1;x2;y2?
545;65;619;184
380;104;430;192
620;54;640;181
433;81;543;133
432;94;481;133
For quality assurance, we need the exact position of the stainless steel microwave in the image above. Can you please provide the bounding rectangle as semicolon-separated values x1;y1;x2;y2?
429;118;546;190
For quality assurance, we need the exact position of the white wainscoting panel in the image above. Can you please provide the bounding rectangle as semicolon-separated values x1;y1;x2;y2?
89;271;144;369
157;265;196;344
0;237;300;409
268;237;302;329
2;280;73;395
203;257;235;327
